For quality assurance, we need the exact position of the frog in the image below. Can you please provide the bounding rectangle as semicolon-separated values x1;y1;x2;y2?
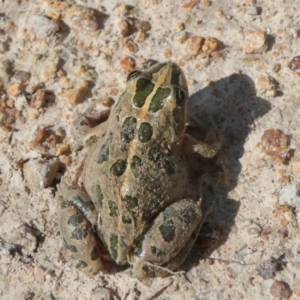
58;61;222;279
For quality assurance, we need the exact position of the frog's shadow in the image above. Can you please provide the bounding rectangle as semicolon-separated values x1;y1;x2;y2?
183;73;271;271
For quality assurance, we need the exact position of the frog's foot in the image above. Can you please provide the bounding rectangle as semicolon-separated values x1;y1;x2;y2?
183;128;222;158
58;183;104;276
183;110;222;158
130;198;208;280
131;261;186;283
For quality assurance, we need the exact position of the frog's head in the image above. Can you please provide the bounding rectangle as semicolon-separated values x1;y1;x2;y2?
126;61;189;141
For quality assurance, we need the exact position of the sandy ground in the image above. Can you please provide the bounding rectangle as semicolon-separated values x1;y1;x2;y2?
1;0;300;299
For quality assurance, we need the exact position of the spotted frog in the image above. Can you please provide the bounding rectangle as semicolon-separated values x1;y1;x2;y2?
58;61;222;279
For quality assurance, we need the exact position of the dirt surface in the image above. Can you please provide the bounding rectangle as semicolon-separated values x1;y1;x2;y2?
1;0;300;299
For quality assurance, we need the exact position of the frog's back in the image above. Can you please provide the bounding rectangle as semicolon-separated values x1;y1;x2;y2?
83;62;189;264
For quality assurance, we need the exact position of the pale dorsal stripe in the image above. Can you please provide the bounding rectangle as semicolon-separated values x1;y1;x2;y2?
120;65;170;197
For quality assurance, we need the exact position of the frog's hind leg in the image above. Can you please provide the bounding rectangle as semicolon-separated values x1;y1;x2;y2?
161;204;211;273
82;122;108;144
131;198;209;279
58;182;104;276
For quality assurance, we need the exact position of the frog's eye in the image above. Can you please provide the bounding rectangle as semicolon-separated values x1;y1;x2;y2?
174;87;187;106
127;70;143;81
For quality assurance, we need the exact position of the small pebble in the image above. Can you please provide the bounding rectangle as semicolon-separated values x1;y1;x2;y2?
175;23;185;31
238;248;255;256
40;59;58;80
55;143;70;156
63;81;88;105
244;5;259;15
270;280;292;299
135;30;146;42
277;169;290;184
164;48;172;58
175;31;188;44
29;127;63;155
120;56;136;73
288;56;300;76
23;158;60;189
279;183;300;208
202;37;218;53
244;30;267;54
110;88;118;96
13;70;31;82
215;10;228;22
186;78;195;86
185;36;204;56
268;231;284;247
124;38;138;53
112;3;131;17
261;129;290;164
6;98;14;108
34;266;46;283
14;94;28;112
45;11;61;20
65;5;100;32
28;108;40;121
261;129;288;148
8;84;22;97
210;50;225;59
26;15;59;40
91;287;112;300
182;0;199;9
202;0;212;7
29;89;47;108
256;76;277;95
115;19;130;37
136;20;151;32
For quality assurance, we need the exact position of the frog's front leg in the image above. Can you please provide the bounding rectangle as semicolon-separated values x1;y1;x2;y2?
184;110;223;158
131;198;207;279
72;105;110;145
58;182;104;276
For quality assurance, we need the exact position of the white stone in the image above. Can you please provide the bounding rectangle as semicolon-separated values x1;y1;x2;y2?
279;183;300;207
